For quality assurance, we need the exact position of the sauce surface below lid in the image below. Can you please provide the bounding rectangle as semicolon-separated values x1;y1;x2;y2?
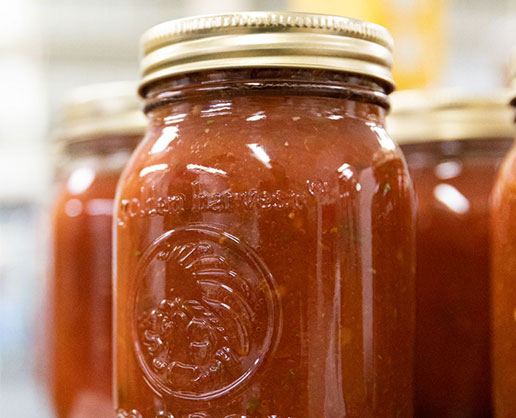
56;81;147;143
138;11;394;96
388;89;515;144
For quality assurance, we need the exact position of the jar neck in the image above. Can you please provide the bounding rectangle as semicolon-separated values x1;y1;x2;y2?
143;68;390;125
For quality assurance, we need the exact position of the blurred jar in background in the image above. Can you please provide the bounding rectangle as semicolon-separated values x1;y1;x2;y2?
47;82;146;418
389;90;515;418
491;75;516;418
115;12;415;418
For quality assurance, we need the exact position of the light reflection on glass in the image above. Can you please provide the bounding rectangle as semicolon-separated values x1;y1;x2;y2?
201;101;232;118
246;111;266;122
338;163;354;180
434;160;462;180
247;143;272;169
139;163;169;177
86;199;113;216
371;125;396;150
65;198;83;217
67;167;95;194
164;113;187;124
151;126;179;154
434;183;470;214
186;164;227;176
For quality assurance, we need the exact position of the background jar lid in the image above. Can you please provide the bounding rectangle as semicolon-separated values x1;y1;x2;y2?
55;81;147;144
388;89;515;144
138;11;395;96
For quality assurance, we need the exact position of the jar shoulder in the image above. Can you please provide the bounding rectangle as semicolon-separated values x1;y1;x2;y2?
120;114;404;191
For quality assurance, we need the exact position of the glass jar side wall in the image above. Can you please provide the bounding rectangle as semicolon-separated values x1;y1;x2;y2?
115;71;415;418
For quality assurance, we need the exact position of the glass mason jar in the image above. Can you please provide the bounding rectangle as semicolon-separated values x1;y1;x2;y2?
389;90;515;418
47;82;146;417
115;12;415;418
491;83;516;416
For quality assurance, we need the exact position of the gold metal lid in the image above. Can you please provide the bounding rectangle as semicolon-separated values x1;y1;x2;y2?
388;89;515;144
56;81;147;143
138;11;394;96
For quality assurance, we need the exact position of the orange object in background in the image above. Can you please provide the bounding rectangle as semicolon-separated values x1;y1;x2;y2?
491;80;516;418
389;90;515;418
114;12;415;418
47;83;146;417
288;0;447;90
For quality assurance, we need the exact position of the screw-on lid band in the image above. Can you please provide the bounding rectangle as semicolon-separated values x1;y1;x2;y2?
139;12;395;96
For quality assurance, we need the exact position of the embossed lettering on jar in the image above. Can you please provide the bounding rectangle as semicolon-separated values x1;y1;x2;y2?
114;12;415;418
47;82;145;417
389;90;515;418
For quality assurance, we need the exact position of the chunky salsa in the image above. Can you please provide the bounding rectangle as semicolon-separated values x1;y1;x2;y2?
115;13;415;418
114;68;415;418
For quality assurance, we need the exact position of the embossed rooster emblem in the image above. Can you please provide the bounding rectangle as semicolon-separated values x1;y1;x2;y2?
136;236;265;397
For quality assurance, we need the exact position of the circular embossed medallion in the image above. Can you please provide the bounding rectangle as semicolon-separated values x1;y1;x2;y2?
131;224;280;400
